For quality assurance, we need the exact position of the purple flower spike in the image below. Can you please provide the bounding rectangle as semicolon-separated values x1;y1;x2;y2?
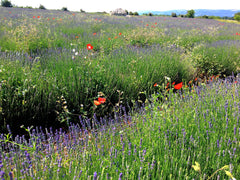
93;172;97;180
9;172;13;180
119;172;123;180
0;170;5;179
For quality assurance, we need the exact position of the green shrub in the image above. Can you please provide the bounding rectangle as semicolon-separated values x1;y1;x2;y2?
1;0;12;7
39;4;46;10
171;12;177;17
234;12;240;21
186;9;195;18
192;43;240;77
61;7;68;11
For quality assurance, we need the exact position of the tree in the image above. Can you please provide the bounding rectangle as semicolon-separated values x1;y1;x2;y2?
39;4;46;10
80;9;85;13
1;0;13;7
186;9;195;18
171;12;177;17
61;7;68;11
234;12;240;21
134;12;139;16
202;15;209;19
148;12;153;16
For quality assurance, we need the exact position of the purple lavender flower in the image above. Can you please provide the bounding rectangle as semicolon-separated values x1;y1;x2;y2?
0;170;5;179
9;172;13;180
142;149;146;156
128;143;132;150
115;149;118;158
119;172;123;180
122;143;125;151
140;138;142;148
93;172;97;180
120;134;123;144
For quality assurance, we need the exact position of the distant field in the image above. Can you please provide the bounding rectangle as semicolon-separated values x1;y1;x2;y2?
218;19;240;24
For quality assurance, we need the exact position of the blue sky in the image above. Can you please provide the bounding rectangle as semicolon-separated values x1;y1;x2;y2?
10;0;240;12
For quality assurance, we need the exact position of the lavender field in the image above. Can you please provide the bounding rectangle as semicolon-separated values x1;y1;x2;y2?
0;7;240;179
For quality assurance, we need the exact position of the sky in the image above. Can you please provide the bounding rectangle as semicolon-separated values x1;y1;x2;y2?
10;0;240;12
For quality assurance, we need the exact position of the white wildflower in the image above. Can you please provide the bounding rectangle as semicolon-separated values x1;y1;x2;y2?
164;76;171;81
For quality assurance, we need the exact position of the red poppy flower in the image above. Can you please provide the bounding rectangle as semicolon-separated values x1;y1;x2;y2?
234;81;237;84
114;36;118;39
93;33;97;35
9;12;11;14
172;82;175;85
188;80;192;84
146;24;149;26
37;16;40;18
236;33;239;35
165;82;169;89
108;38;111;40
33;16;36;18
119;33;122;35
194;77;198;81
155;22;157;25
94;100;101;106
98;97;106;104
52;18;55;20
154;83;158;87
87;44;93;50
76;36;79;39
72;13;75;16
174;82;183;90
210;75;215;80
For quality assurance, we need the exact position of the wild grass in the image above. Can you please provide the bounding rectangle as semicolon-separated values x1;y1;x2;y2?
0;8;239;133
0;7;240;179
0;76;239;179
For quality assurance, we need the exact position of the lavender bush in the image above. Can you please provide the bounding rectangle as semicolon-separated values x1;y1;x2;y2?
0;7;240;178
0;75;239;179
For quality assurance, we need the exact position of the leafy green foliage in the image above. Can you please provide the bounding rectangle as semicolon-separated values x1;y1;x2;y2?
61;7;68;11
171;12;177;17
1;78;240;179
0;8;240;134
186;9;195;18
192;44;240;77
234;12;240;21
1;0;12;7
39;4;46;10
